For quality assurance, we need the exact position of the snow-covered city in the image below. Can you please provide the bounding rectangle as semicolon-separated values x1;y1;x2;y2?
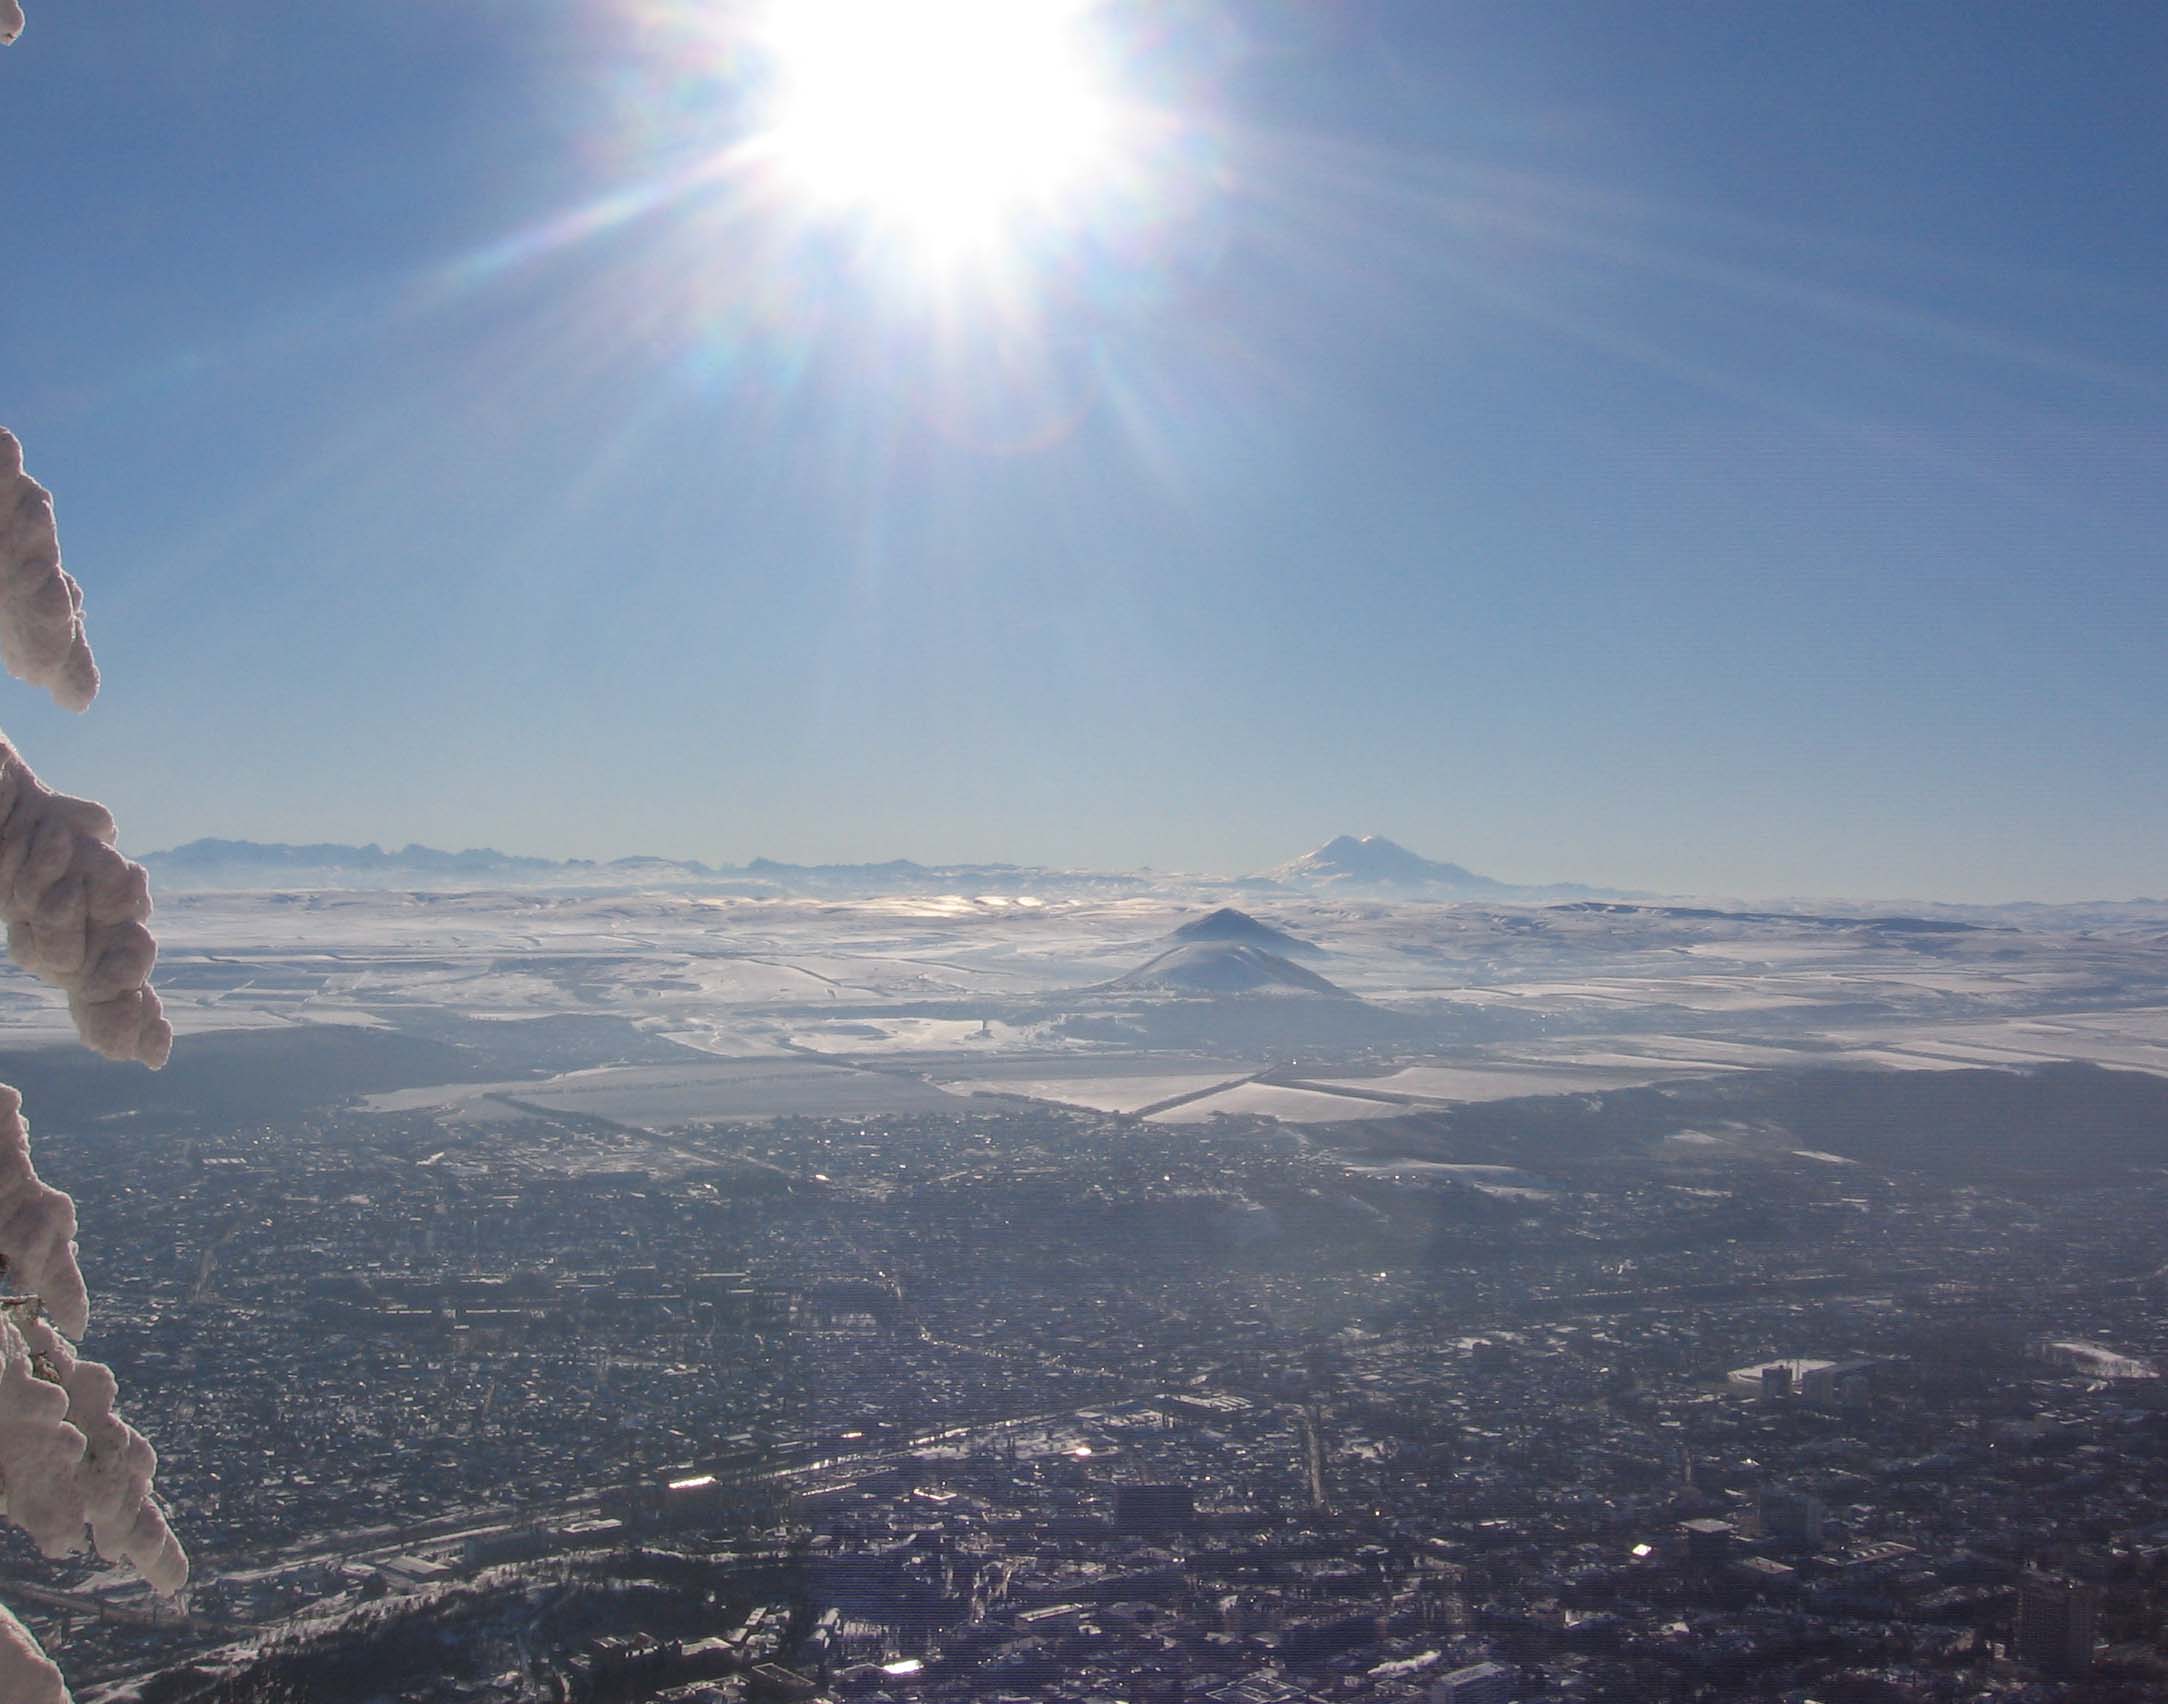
4;843;2168;1700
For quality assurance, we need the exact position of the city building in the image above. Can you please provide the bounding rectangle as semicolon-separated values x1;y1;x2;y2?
1431;1659;1516;1704
1113;1481;1196;1534
1759;1485;1826;1546
2015;1572;2099;1676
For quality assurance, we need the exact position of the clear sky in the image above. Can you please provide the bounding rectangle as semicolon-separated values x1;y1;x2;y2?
4;1;2164;901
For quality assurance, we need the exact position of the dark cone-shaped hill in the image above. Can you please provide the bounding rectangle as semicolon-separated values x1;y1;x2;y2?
1103;940;1349;997
1166;906;1321;956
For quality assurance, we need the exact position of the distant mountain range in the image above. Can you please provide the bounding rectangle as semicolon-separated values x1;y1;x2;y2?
140;833;1621;900
145;839;568;879
139;838;1157;896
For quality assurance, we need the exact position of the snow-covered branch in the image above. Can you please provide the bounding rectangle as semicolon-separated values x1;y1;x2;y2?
0;1601;68;1704
0;737;173;1068
0;1083;87;1339
0;1146;189;1704
0;433;171;1068
0;1078;183;1704
2;13;199;1693
0;428;184;1701
1;1300;189;1594
1;429;102;713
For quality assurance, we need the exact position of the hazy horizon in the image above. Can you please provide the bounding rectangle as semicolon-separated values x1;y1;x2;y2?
132;825;2167;910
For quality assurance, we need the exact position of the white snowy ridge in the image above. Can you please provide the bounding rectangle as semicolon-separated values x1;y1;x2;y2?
0;431;185;1703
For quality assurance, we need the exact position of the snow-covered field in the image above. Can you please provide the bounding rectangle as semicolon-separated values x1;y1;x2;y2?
3;882;2163;1126
1302;1061;1727;1104
1149;1082;1397;1125
369;1060;967;1124
938;1071;1252;1115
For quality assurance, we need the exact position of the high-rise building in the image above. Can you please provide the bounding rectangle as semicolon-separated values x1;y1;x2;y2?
2015;1572;2099;1676
1800;1358;1876;1408
1113;1481;1196;1534
1758;1485;1825;1546
1681;1517;1736;1568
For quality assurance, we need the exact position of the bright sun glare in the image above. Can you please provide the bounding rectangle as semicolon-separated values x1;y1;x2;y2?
760;0;1120;258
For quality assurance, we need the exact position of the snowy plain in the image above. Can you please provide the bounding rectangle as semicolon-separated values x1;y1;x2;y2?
2;878;2164;1131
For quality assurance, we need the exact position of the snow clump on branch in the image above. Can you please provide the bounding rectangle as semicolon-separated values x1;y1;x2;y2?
0;1081;191;1701
0;1084;87;1338
0;429;101;712
0;739;172;1067
0;435;170;1068
0;1290;189;1592
4;5;194;1691
0;1603;67;1704
0;426;184;1700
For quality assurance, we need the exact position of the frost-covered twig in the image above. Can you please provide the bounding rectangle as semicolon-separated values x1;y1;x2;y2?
0;1100;190;1704
0;1599;69;1704
1;430;101;713
0;430;183;1703
0;1085;88;1338
0;737;173;1068
2;12;194;1692
0;436;170;1071
2;1306;189;1594
0;1049;189;1704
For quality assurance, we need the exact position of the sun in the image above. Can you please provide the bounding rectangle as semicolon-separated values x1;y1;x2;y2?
757;0;1123;260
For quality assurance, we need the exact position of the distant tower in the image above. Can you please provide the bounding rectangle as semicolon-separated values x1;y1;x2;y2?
2015;1572;2099;1676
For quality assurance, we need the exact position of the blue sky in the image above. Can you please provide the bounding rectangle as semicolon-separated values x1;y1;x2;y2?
3;1;2163;900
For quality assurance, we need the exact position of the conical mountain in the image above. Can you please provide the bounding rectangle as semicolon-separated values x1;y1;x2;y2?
1104;941;1347;997
1166;906;1321;956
